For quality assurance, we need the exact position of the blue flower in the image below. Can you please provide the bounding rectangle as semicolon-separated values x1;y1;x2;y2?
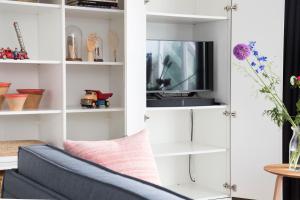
256;65;265;73
253;51;259;56
251;62;256;67
258;56;268;62
249;41;256;50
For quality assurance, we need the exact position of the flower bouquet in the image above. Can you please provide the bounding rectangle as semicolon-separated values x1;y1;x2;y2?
233;42;300;171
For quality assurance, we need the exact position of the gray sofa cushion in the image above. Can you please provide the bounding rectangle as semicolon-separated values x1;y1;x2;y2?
18;145;190;200
2;169;69;199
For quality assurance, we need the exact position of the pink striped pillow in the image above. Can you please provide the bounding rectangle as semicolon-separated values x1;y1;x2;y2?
64;129;161;185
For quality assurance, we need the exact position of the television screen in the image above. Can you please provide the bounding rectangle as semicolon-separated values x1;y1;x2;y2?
146;40;213;93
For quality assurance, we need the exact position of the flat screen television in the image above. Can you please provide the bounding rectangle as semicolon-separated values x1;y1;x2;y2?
146;40;213;93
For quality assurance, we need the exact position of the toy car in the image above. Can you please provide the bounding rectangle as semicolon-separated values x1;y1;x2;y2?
13;49;29;60
81;90;113;108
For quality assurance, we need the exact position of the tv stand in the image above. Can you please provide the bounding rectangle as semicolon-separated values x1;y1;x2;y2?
146;93;215;107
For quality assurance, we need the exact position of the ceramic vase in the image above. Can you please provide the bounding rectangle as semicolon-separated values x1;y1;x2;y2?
17;89;45;109
0;82;11;110
4;94;28;111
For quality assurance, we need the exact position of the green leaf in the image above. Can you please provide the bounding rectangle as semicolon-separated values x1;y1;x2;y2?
296;99;300;112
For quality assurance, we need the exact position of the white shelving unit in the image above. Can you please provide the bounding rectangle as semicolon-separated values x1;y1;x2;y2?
0;0;284;199
145;0;231;199
0;0;126;170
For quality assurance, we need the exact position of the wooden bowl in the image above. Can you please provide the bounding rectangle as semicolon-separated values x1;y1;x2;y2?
0;82;11;110
17;89;45;109
4;94;28;111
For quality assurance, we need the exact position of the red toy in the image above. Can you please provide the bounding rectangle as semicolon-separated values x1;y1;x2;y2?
0;48;14;59
15;51;29;60
93;90;113;100
81;90;113;109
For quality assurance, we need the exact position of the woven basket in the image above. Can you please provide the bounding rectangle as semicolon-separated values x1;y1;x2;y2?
0;171;4;192
0;140;44;157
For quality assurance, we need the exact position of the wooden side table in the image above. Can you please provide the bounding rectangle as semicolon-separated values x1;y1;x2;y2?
264;164;300;200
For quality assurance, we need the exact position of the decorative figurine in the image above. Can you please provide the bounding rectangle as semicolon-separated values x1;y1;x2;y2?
108;31;119;62
13;48;19;60
87;33;97;62
81;90;113;109
66;25;83;61
94;35;104;62
3;48;13;59
0;48;4;59
13;22;29;59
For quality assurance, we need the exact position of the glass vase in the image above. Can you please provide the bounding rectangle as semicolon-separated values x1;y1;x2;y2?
66;25;82;61
289;127;300;171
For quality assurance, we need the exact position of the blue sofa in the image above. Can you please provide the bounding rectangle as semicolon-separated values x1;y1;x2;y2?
1;145;190;200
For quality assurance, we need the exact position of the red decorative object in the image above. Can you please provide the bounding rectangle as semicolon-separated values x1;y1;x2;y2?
17;89;45;95
93;90;113;100
81;90;113;108
0;48;14;59
0;82;11;87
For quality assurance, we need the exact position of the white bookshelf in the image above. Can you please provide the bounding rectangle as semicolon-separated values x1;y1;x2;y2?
0;0;126;169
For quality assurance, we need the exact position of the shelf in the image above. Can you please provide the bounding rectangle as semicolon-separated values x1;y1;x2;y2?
66;61;123;67
167;183;228;200
0;0;61;14
147;12;228;24
0;60;61;65
67;107;124;113
152;142;226;157
146;105;227;112
0;156;17;170
0;109;61;116
65;5;124;19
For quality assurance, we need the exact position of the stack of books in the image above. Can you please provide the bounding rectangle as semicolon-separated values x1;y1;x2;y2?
66;0;119;8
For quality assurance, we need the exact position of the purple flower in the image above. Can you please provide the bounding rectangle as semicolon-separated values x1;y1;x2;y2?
233;44;251;60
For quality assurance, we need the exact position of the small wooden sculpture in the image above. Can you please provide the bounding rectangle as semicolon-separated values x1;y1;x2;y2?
108;31;119;62
87;33;97;62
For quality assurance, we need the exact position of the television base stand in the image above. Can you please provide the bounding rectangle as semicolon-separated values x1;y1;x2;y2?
146;94;215;107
